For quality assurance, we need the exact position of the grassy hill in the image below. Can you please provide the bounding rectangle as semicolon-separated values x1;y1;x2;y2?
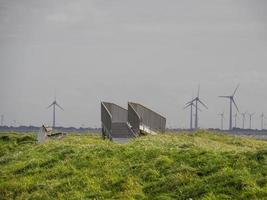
0;131;267;200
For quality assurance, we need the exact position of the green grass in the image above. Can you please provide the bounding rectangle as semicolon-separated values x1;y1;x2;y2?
0;131;267;199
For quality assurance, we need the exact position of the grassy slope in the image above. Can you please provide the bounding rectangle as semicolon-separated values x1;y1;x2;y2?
0;131;267;200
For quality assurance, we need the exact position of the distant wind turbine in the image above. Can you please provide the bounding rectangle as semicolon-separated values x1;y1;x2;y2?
241;112;247;129
248;113;255;129
219;85;239;130
184;96;201;130
184;100;194;130
218;111;225;130
234;113;239;128
186;86;208;129
260;113;267;130
47;97;64;128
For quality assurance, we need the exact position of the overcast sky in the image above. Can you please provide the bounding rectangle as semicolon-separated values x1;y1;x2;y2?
0;0;267;129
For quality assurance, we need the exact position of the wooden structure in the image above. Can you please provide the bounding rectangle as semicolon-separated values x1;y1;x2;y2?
37;125;66;143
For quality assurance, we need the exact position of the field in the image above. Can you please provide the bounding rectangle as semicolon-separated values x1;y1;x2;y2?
0;131;267;200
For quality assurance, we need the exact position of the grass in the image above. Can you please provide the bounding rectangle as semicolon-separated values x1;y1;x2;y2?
0;131;267;199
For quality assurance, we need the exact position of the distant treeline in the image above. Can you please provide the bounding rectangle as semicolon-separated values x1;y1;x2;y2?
166;127;267;132
0;126;101;133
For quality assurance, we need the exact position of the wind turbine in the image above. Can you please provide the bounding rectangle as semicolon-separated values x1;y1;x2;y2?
241;112;247;129
184;97;201;130
219;85;239;130
184;100;194;130
248;113;255;129
47;97;64;128
218;111;225;130
186;86;208;129
260;113;267;130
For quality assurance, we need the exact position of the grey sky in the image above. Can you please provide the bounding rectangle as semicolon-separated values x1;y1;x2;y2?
0;0;267;129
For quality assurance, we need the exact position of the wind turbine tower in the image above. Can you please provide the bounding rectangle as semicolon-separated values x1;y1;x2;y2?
260;113;266;130
218;111;224;130
219;85;239;130
186;86;208;129
248;113;255;129
241;112;246;129
184;101;194;130
47;97;64;128
234;113;239;128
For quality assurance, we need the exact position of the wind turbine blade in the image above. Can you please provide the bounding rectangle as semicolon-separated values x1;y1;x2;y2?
185;98;197;105
242;112;247;118
55;102;64;110
197;85;200;98
47;103;54;109
198;99;208;109
191;92;194;101
232;99;239;112
218;96;230;98
185;100;193;105
183;104;191;109
232;84;240;97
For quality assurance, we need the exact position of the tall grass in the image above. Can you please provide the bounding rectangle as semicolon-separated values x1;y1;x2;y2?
0;131;267;199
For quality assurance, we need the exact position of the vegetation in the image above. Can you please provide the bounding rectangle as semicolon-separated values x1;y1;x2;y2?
0;131;267;200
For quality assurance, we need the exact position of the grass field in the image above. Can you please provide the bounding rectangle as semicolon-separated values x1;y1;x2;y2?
0;131;267;200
